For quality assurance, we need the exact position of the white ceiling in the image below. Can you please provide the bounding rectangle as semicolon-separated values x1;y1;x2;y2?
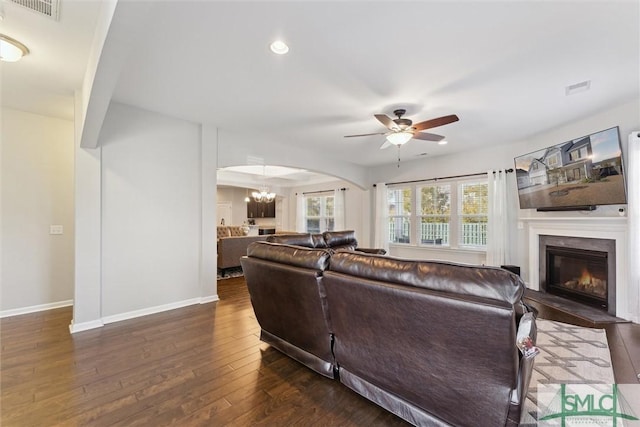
3;1;639;168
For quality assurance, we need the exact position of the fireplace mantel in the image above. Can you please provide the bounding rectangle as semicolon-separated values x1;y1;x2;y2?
522;216;633;321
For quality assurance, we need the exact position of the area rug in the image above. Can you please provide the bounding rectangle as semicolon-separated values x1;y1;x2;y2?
217;266;244;280
520;319;614;425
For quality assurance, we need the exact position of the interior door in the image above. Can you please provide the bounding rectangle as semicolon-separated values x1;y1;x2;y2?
217;202;232;225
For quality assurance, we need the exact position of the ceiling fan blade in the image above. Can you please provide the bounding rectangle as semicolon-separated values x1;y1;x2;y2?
344;132;387;138
374;114;400;131
412;114;459;132
413;132;445;142
379;140;393;150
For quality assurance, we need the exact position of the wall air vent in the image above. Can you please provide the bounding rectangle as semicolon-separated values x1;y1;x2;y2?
565;80;591;96
9;0;60;21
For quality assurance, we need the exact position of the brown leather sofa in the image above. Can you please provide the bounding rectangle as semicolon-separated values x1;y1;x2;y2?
266;230;387;254
241;241;537;426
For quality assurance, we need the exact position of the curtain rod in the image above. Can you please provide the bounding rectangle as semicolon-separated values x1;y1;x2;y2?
296;187;347;195
376;168;514;187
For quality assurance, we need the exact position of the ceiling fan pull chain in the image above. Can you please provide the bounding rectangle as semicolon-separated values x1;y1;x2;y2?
397;146;401;168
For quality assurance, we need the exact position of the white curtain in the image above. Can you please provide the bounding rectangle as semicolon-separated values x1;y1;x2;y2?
374;183;389;252
628;131;640;322
296;192;305;232
486;170;509;266
334;188;346;230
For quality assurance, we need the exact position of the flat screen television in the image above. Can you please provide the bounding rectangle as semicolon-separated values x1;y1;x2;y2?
514;126;627;210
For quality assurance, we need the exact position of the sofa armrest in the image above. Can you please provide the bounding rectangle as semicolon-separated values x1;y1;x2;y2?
355;247;387;255
509;312;538;413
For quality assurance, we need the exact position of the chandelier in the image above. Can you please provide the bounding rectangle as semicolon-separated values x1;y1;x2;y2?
252;185;275;203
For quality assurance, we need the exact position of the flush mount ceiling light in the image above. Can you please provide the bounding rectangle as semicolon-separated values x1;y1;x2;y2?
386;131;414;146
270;40;289;55
438;140;448;145
0;34;29;62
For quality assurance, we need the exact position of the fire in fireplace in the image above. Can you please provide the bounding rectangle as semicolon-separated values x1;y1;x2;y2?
546;246;608;310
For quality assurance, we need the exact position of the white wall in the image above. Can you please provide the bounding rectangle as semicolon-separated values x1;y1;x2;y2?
99;103;206;318
1;109;75;313
368;99;640;275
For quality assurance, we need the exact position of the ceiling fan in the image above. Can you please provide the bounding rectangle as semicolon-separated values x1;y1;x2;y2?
345;109;459;149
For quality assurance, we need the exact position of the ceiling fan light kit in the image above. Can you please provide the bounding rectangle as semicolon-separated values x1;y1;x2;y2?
386;131;413;146
0;34;29;62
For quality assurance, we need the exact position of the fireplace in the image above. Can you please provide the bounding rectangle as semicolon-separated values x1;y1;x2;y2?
539;235;616;315
546;246;608;310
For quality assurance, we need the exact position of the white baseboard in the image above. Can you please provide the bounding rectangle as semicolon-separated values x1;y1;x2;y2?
200;295;219;304
69;319;104;333
101;297;203;325
0;299;73;318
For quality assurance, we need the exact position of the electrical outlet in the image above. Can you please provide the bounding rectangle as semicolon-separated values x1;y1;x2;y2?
50;225;63;235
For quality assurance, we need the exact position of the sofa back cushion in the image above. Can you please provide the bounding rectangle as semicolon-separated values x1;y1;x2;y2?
228;226;245;236
217;226;231;239
328;251;523;304
266;233;315;248
247;241;331;271
323;230;357;248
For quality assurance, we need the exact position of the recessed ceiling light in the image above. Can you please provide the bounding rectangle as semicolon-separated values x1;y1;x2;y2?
0;34;29;62
438;140;448;145
270;40;289;55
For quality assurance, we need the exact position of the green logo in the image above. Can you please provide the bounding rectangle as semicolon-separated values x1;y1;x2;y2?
539;384;638;426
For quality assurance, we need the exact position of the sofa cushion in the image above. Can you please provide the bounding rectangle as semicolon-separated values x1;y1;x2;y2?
266;233;315;247
228;226;245;236
217;226;231;239
311;233;328;248
323;230;357;248
247;241;331;271
328;251;524;304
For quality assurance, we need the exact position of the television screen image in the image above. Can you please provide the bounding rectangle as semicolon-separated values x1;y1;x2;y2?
514;127;627;210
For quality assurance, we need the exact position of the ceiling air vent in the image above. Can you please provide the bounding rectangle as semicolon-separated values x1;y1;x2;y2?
9;0;60;21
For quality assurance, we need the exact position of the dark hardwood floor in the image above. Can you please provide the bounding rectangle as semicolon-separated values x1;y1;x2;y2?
1;278;638;426
0;278;407;426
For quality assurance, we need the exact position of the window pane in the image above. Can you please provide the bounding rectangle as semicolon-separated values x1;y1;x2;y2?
307;219;320;233
326;218;335;232
419;217;449;245
388;188;411;216
388;217;411;243
461;216;487;246
460;183;488;215
460;182;488;246
306;197;321;216
419;185;450;215
325;196;334;217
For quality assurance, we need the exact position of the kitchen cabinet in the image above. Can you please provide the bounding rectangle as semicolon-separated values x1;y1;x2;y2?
247;200;275;218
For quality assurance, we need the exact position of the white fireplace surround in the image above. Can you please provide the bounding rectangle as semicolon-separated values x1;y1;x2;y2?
524;217;636;322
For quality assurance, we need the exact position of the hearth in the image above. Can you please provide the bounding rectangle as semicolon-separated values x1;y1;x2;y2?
546;245;608;310
539;235;616;315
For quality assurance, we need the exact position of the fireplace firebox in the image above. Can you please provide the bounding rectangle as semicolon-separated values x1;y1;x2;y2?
546;246;608;310
539;235;616;315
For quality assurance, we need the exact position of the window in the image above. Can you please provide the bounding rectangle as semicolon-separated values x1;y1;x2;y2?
387;179;488;249
459;182;488;247
387;187;411;243
305;194;334;233
417;184;450;245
